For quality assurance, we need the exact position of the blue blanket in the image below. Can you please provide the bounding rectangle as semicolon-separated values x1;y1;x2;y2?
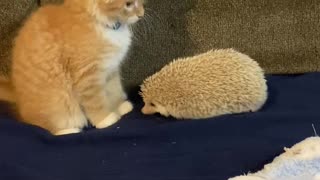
0;73;320;180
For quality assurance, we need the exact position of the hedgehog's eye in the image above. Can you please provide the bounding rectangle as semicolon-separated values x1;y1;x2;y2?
150;103;155;107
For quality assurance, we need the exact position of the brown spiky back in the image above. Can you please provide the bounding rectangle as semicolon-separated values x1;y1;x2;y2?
140;49;267;119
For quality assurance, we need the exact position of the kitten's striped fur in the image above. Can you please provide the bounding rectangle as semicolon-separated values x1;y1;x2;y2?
0;0;144;135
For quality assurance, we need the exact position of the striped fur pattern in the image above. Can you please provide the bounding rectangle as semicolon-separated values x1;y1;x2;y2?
1;0;144;135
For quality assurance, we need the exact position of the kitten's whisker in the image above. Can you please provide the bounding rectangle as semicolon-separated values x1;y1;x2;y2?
139;10;159;39
146;8;164;26
131;7;164;45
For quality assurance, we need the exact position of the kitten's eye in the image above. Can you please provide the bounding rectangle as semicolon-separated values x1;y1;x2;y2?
126;2;134;7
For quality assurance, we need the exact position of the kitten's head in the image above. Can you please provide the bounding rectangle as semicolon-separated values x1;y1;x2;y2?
92;0;145;28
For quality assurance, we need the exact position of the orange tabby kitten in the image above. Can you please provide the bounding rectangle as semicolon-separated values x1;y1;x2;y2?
0;0;145;135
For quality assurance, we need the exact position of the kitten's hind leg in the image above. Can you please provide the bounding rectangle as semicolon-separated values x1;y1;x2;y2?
17;86;88;136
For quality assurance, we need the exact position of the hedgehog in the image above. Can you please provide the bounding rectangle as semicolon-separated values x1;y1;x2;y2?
139;48;268;119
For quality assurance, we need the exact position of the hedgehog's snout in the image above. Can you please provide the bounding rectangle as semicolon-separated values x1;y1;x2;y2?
141;104;157;115
142;102;171;117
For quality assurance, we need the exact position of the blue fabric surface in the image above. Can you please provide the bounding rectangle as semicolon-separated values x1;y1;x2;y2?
0;73;320;180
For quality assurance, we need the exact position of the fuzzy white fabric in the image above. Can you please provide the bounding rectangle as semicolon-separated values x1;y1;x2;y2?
229;137;320;180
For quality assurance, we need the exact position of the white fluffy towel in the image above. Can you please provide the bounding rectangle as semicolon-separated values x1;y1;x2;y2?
229;137;320;180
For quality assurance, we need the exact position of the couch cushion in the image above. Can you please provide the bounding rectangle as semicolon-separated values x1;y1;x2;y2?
122;0;320;90
186;0;320;74
1;0;319;90
122;0;198;91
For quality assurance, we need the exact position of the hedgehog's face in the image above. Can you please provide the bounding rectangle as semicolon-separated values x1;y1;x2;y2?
141;102;170;117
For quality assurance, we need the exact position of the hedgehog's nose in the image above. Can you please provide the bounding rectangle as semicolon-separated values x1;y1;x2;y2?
141;105;155;115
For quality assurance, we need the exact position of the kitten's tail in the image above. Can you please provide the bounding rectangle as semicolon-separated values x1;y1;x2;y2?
0;76;15;103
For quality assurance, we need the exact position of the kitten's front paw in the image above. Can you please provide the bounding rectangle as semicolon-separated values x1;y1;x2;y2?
54;128;81;136
117;101;133;116
96;112;120;129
